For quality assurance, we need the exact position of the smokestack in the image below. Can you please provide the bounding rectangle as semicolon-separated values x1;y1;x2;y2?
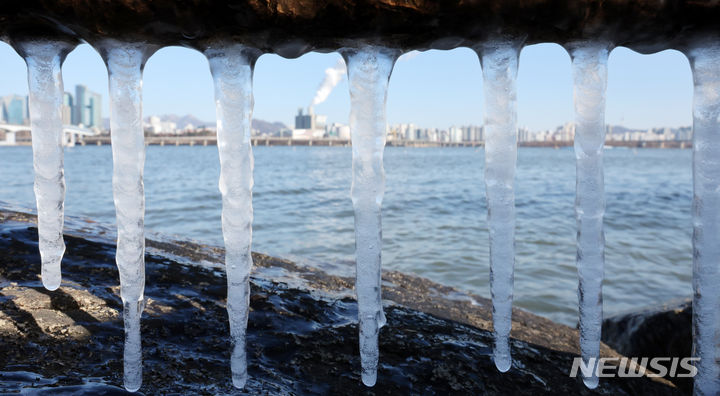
311;59;346;107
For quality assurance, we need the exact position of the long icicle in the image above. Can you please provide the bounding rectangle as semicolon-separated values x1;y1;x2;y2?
476;39;522;373
687;40;720;396
341;46;399;387
98;40;156;393
16;40;74;291
569;41;610;389
205;43;259;389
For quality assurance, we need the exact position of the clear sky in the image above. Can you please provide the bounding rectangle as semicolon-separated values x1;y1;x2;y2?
0;41;693;131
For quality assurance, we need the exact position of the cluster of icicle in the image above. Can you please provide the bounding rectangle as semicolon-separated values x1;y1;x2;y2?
11;34;720;394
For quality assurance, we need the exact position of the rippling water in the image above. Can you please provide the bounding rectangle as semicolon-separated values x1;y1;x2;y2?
0;145;692;325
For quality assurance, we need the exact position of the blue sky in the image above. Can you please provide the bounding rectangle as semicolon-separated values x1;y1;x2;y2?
0;42;693;131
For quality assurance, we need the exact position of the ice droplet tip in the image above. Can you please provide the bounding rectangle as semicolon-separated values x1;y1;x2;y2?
124;382;141;393
361;372;377;387
494;357;511;373
42;278;61;291
231;375;247;389
582;375;599;389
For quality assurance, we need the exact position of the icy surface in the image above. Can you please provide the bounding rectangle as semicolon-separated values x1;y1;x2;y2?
569;41;610;389
476;40;521;373
99;40;155;393
205;43;258;389
341;46;398;386
19;40;73;291
687;41;720;396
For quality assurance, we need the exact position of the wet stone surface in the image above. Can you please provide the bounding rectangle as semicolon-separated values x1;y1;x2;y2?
4;0;720;54
0;209;681;394
603;299;693;394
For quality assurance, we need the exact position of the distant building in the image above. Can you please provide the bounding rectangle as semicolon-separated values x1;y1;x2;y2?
62;92;74;125
146;115;177;134
388;123;483;142
1;95;29;125
295;108;314;130
449;126;463;143
293;107;327;139
74;85;102;128
461;125;483;141
327;122;350;139
676;126;692;140
518;126;530;142
394;123;416;141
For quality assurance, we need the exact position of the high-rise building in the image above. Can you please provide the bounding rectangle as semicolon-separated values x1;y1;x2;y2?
1;95;29;125
74;85;102;128
62;92;74;125
449;126;463;142
295;107;314;130
73;85;86;125
293;107;326;139
88;91;102;128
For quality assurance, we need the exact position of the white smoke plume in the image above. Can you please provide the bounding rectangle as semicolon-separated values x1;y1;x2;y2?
311;59;347;107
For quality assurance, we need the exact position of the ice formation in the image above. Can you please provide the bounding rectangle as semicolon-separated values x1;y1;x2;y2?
569;41;610;389
98;40;156;393
687;40;720;396
17;40;74;291
476;40;522;373
10;21;720;394
205;43;259;389
341;45;399;386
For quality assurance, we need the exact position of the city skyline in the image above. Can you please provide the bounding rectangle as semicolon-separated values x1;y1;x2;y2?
1;84;103;129
0;89;693;144
0;42;693;132
134;111;693;140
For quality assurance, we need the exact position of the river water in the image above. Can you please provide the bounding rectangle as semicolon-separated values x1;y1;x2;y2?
0;145;692;325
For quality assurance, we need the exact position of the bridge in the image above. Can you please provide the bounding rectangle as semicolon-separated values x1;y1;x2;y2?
0;124;98;147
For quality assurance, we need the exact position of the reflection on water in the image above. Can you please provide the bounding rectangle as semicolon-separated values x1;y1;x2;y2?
0;145;692;325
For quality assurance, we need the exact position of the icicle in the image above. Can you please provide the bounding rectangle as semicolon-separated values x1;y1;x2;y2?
15;40;74;291
205;43;259;389
340;46;399;387
98;40;156;393
687;40;720;396
475;39;522;373
568;41;610;389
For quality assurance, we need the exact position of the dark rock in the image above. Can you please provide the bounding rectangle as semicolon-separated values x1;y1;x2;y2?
1;1;720;55
0;208;680;394
602;299;693;394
